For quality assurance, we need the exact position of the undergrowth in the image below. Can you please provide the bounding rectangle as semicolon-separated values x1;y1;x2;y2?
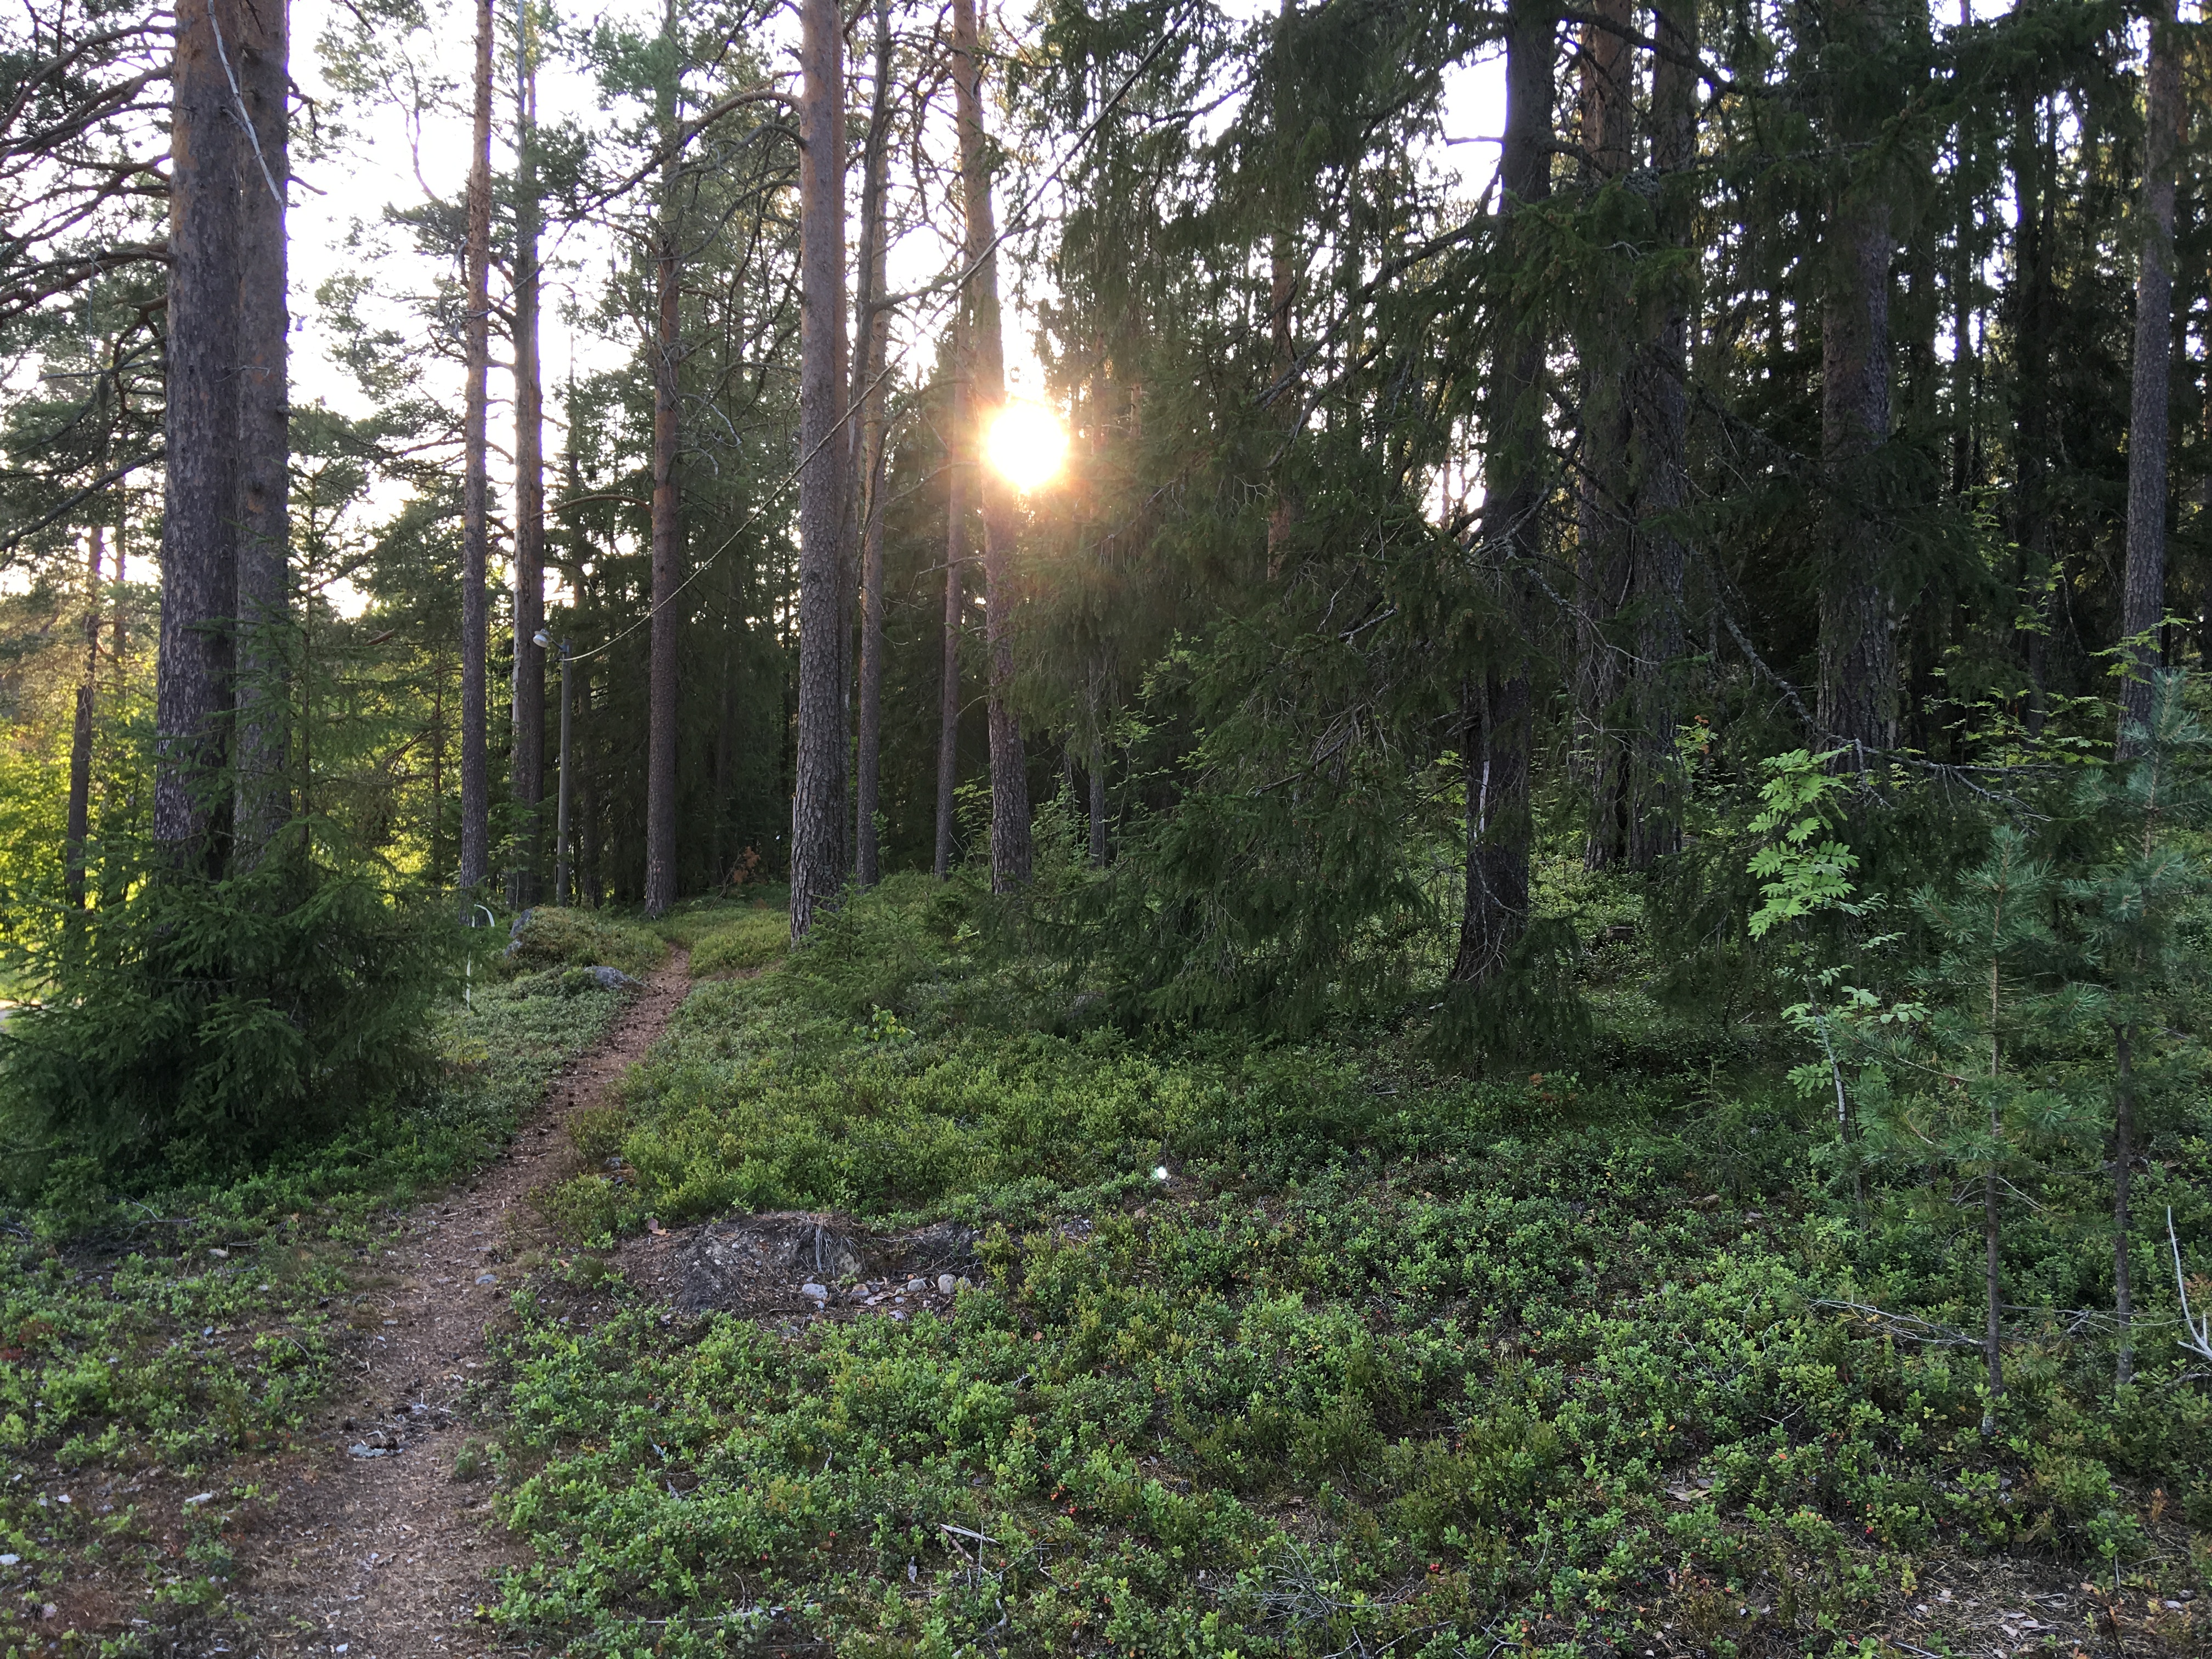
492;876;2212;1657
0;922;634;1647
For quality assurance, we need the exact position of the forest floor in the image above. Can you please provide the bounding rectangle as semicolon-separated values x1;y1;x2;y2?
219;949;693;1658
5;881;2209;1658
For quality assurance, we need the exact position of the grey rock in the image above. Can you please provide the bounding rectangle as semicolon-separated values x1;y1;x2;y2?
588;965;639;990
936;1273;957;1296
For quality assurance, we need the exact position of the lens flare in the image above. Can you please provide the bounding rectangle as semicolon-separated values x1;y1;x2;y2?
983;400;1068;492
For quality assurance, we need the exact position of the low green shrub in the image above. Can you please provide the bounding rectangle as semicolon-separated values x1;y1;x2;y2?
688;907;790;976
499;907;665;981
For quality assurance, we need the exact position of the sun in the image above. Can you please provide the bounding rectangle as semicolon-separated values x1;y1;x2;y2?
983;400;1068;493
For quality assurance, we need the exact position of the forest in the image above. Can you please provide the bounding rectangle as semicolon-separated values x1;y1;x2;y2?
0;0;2210;1646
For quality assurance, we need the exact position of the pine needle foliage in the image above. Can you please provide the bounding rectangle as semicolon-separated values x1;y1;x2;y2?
0;838;457;1194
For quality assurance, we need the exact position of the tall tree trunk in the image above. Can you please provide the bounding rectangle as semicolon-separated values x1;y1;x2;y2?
154;0;245;865
1624;0;1695;868
2113;1020;2137;1385
935;316;969;881
1263;0;1300;579
852;0;894;888
2117;0;2180;755
458;0;494;898
1816;0;1898;767
952;0;1031;890
1453;0;1551;985
1949;0;1976;498
232;0;289;862
2011;86;2054;733
1087;663;1107;868
789;0;848;934
1573;0;1631;871
644;0;681;919
66;524;104;910
509;0;545;908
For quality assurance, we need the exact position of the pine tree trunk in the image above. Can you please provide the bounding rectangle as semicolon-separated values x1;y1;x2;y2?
66;524;104;911
2113;1021;2136;1385
2010;87;2053;733
232;0;289;862
458;0;494;899
2117;0;2180;755
936;319;969;882
1453;0;1550;985
644;5;682;919
952;0;1031;891
852;0;894;888
1623;0;1694;870
1817;0;1897;767
1087;666;1107;868
1573;0;1630;871
790;0;848;935
154;0;245;864
509;4;545;909
1262;0;1299;580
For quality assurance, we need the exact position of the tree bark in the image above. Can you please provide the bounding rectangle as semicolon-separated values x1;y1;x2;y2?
2117;0;2180;755
935;316;969;881
1816;0;1898;768
1623;0;1695;868
1452;0;1551;986
789;0;848;935
232;0;289;862
2010;85;2054;733
1573;0;1630;871
458;0;494;898
644;0;681;919
509;0;545;908
2113;1020;2136;1385
952;0;1031;890
154;0;244;864
66;524;104;911
853;0;894;888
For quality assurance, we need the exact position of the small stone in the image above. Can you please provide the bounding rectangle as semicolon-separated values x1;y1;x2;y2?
1153;1165;1170;1182
183;1492;215;1506
800;1282;829;1301
349;1444;392;1459
588;965;639;990
905;1278;927;1294
207;1248;228;1259
0;1553;17;1566
937;1274;957;1296
475;1273;498;1285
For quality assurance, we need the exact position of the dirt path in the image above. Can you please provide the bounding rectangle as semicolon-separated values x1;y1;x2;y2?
231;952;692;1659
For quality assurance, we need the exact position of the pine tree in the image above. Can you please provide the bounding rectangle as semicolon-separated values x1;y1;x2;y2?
2068;670;2211;1384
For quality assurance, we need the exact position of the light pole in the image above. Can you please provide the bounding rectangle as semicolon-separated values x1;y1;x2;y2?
535;629;573;905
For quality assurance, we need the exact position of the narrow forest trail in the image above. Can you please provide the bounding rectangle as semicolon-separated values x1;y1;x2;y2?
230;952;693;1659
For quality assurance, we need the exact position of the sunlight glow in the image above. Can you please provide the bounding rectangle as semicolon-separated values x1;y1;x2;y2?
983;400;1068;493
